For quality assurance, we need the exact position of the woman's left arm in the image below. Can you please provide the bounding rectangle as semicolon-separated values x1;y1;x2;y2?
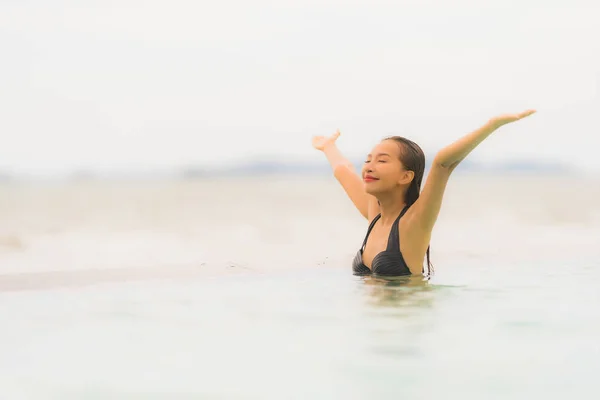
407;109;537;232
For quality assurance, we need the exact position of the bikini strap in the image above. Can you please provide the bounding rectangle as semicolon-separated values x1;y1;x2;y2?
386;206;409;252
360;214;381;251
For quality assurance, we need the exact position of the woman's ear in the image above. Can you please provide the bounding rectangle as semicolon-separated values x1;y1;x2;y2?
399;170;415;185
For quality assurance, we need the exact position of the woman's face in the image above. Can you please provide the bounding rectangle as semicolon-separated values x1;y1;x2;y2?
361;140;412;195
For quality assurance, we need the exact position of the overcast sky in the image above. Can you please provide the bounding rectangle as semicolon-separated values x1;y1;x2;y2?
1;0;598;175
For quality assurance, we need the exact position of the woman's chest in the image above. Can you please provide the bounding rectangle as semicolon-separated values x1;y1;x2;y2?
361;226;392;268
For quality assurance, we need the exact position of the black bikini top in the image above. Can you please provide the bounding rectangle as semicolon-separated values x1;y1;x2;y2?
352;206;412;276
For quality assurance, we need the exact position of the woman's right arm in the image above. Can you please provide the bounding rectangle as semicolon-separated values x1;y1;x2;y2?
313;131;379;220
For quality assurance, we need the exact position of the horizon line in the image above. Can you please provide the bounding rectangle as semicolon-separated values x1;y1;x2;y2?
0;158;585;182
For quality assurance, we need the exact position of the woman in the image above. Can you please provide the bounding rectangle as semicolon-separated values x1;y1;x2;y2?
312;110;536;277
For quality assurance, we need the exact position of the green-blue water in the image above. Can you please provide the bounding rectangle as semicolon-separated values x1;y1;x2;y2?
1;261;598;399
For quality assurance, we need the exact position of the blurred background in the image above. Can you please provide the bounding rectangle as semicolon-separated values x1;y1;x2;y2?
1;1;600;398
0;0;598;179
1;0;598;275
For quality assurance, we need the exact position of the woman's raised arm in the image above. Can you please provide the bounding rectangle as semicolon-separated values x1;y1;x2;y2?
312;130;379;220
408;109;537;233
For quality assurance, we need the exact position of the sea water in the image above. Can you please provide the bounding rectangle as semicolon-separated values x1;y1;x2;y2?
1;174;599;399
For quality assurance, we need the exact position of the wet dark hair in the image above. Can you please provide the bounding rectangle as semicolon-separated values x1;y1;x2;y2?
383;136;433;275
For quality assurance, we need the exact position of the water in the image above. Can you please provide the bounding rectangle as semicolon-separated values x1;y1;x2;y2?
1;173;600;398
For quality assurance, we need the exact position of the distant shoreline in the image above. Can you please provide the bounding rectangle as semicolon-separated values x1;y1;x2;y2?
0;159;580;182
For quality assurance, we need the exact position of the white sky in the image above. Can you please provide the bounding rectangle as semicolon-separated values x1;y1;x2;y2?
1;0;598;175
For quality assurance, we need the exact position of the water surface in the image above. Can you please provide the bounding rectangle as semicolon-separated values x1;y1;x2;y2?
1;174;599;398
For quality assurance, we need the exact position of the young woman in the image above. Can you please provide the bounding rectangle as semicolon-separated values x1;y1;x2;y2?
312;110;536;277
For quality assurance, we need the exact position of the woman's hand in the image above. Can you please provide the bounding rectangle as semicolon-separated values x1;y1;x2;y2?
489;109;536;128
312;130;341;151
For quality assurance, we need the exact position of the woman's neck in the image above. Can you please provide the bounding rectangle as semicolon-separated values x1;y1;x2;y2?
376;191;407;225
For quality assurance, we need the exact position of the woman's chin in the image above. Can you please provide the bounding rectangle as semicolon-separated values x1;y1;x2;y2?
364;183;380;195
